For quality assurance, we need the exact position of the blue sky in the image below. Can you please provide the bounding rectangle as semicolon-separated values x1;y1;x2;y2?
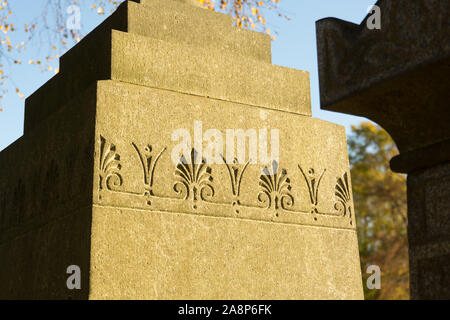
0;0;376;151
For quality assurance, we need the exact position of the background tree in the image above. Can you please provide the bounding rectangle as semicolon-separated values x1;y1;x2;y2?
348;122;409;300
0;0;287;111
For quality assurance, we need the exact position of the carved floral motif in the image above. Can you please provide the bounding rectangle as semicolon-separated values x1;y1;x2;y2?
99;136;123;192
223;156;249;214
97;136;354;226
173;149;215;209
299;166;326;214
335;172;353;224
258;160;294;213
132;143;166;196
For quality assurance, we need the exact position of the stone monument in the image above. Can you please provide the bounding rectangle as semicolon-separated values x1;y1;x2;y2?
316;0;449;299
0;0;363;299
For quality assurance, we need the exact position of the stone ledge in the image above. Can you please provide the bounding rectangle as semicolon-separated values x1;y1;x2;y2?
315;55;450;153
110;30;310;116
60;0;271;71
24;28;309;133
390;139;450;174
126;0;271;62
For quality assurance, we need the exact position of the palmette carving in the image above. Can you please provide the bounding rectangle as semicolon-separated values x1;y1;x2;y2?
99;136;123;192
174;149;215;209
258;161;294;214
96;136;355;228
335;172;353;224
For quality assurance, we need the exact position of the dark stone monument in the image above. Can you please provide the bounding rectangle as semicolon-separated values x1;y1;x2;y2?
316;0;449;299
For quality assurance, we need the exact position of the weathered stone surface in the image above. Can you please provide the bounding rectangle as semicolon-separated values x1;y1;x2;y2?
143;0;203;7
94;80;351;230
71;0;271;65
110;30;309;113
88;80;362;299
316;0;450;299
89;206;362;299
0;84;97;299
0;78;362;299
407;162;450;299
0;206;92;299
1;0;363;299
390;139;450;174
